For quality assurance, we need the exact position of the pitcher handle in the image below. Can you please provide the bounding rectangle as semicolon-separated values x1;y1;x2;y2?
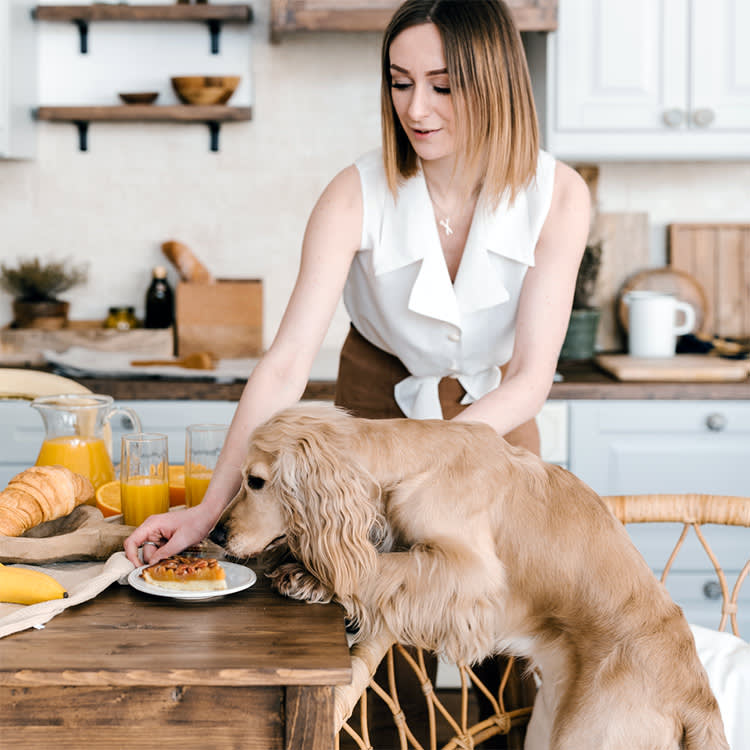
674;301;696;337
103;405;143;460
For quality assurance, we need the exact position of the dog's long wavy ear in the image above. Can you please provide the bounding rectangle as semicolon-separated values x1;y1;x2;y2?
274;432;382;597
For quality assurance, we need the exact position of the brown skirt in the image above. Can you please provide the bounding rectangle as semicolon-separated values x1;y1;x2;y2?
334;325;540;455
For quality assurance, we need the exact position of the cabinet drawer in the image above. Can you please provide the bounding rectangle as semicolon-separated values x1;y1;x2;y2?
569;400;750;496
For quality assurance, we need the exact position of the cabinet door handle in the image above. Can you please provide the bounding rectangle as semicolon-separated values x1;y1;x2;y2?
692;108;716;128
703;580;722;600
705;412;727;432
662;108;685;128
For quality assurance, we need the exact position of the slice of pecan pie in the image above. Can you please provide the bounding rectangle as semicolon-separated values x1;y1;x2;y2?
140;555;227;591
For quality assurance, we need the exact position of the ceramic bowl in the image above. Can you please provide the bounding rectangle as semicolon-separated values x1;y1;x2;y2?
170;76;241;106
118;92;159;105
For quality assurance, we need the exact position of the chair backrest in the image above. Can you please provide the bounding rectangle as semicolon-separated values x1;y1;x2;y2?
603;493;750;638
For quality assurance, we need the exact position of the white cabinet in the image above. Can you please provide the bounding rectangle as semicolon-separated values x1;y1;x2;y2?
567;399;750;634
527;0;750;160
0;400;238;486
0;0;37;159
568;400;750;496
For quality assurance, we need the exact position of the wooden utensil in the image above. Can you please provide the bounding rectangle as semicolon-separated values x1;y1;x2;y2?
130;352;216;370
616;267;709;336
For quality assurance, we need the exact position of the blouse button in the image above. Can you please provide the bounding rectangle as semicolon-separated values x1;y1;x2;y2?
447;332;460;342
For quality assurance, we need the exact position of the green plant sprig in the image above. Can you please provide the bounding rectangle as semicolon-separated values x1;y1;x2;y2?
572;243;603;310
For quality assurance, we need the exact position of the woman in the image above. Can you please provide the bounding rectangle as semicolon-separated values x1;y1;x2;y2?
124;0;589;566
126;1;588;743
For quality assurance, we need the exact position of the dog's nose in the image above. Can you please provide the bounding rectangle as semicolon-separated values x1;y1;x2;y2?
209;523;228;547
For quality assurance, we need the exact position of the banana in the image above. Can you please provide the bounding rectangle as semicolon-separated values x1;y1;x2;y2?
0;368;91;400
0;563;69;604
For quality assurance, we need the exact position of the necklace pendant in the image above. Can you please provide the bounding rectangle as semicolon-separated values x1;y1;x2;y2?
439;217;453;237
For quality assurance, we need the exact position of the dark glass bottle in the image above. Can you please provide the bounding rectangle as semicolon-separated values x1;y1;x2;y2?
144;266;174;329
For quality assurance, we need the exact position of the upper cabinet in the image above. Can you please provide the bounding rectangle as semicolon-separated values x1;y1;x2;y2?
527;0;750;161
0;0;38;159
271;0;557;39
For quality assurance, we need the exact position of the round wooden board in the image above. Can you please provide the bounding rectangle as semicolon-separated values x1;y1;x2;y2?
616;268;709;336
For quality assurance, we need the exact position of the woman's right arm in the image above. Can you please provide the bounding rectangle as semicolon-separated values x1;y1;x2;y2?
124;164;364;565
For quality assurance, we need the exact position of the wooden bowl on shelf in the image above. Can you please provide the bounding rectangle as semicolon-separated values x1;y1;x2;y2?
118;92;159;105
170;76;241;106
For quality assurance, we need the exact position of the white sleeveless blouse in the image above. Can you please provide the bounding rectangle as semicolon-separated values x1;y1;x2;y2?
343;148;557;420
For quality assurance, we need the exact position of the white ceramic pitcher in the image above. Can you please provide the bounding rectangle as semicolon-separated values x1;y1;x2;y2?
624;291;696;358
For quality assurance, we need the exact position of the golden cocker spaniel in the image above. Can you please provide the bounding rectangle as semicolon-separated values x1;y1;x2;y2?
213;403;728;750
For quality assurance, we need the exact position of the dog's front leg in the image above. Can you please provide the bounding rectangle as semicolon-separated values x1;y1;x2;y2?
355;541;502;666
261;543;335;604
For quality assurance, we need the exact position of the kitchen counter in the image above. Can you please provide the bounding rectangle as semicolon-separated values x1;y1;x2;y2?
5;359;750;401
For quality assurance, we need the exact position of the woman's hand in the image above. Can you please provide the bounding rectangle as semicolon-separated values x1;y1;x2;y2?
123;506;219;567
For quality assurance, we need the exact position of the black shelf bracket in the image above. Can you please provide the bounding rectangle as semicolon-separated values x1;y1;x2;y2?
73;19;89;53
58;17;224;55
207;121;221;152
74;121;89;151
60;120;222;152
207;19;222;54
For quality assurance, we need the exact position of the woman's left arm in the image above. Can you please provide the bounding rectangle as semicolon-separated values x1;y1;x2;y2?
454;161;590;433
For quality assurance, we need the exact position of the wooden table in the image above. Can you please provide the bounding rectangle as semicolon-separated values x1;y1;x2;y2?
0;566;352;750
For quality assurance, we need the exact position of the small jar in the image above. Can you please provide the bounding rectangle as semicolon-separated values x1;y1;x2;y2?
105;306;138;331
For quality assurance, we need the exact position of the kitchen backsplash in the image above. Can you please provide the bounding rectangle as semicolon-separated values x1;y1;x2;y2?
1;1;749;353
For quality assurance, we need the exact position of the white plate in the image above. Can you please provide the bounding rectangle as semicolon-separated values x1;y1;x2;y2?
127;561;256;601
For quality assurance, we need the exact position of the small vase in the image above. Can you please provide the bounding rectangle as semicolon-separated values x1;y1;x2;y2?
559;308;601;361
12;299;70;330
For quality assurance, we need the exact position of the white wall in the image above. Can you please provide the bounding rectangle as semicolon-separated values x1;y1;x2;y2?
0;0;382;352
2;0;749;352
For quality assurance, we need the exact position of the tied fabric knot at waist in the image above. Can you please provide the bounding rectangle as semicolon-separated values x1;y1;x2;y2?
394;366;503;420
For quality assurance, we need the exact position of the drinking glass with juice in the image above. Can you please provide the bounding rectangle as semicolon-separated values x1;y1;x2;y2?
120;433;169;526
185;424;228;508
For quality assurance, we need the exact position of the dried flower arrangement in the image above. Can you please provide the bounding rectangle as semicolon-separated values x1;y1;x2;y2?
1;257;88;329
1;257;88;302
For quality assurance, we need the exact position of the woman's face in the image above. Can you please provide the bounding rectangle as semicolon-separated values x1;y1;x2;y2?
388;23;456;163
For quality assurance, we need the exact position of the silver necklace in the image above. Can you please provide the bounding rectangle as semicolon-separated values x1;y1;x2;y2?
424;180;456;237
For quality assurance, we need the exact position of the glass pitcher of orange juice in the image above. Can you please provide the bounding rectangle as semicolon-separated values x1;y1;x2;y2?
31;394;142;491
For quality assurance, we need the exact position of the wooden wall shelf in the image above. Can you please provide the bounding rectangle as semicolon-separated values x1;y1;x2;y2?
270;0;557;40
35;105;253;152
33;4;253;54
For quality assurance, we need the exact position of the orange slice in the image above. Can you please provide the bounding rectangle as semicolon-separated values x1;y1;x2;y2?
168;465;186;507
95;480;122;517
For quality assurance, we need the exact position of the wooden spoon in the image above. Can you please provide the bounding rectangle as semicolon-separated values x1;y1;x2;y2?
130;352;216;370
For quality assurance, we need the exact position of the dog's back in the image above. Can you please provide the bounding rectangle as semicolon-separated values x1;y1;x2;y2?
485;446;729;750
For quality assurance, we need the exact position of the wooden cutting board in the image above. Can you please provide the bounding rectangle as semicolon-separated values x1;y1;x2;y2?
669;223;750;338
593;212;651;351
595;354;749;382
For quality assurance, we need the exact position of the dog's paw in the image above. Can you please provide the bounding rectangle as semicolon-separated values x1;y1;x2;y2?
269;562;333;604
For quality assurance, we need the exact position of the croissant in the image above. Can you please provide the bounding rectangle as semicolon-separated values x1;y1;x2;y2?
0;465;95;537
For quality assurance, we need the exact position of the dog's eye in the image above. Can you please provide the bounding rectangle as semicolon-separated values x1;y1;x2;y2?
246;475;265;491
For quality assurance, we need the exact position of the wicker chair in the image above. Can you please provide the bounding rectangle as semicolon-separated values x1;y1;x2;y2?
333;493;750;750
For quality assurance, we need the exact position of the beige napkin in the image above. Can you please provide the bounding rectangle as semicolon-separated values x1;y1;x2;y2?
0;551;134;638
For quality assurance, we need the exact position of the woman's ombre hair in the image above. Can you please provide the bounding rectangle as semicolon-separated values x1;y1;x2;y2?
381;0;540;207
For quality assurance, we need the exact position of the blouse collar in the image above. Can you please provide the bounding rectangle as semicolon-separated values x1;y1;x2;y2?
373;167;535;330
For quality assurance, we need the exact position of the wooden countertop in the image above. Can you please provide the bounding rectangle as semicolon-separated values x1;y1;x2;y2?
4;361;750;401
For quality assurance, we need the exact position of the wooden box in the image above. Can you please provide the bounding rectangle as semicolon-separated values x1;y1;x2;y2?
176;279;263;358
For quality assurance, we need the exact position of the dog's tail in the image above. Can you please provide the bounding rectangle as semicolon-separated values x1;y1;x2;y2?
679;690;730;750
